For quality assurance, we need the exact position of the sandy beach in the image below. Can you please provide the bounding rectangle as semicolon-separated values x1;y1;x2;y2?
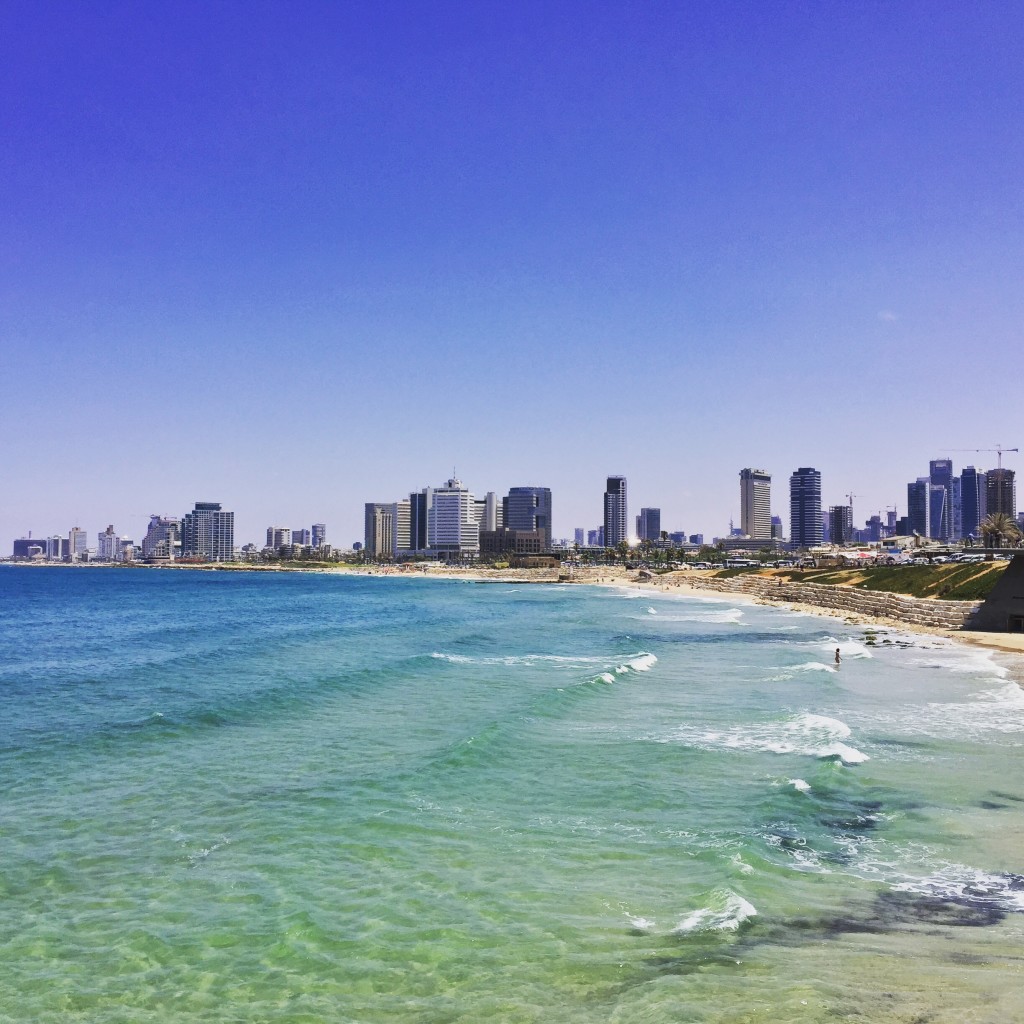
344;562;1024;662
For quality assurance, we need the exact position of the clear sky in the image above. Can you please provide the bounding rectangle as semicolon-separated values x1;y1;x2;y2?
2;1;1022;549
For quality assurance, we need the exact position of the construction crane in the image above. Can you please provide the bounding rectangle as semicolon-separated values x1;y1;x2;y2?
949;444;1019;469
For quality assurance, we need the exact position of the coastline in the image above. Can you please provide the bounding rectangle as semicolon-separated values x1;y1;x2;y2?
5;559;1023;661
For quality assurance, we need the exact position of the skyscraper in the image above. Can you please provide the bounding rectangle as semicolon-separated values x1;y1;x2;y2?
311;523;327;549
603;476;628;547
68;526;88;562
391;500;411;554
960;467;984;539
427;478;479;557
266;526;292;549
789;468;822;548
636;507;661;541
364;503;394;559
985;468;1016;519
504;487;553;549
181;502;235;562
97;524;119;561
409;490;429;553
142;515;180;560
828;505;853;545
928;485;947;541
907;479;930;537
739;468;771;539
929;459;953;540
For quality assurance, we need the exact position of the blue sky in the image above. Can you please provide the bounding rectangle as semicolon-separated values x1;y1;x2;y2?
2;1;1021;548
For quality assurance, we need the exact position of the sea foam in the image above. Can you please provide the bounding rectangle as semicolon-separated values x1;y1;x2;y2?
673;890;757;934
681;712;869;765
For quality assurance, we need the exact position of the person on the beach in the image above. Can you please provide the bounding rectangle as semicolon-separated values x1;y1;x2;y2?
834;648;841;666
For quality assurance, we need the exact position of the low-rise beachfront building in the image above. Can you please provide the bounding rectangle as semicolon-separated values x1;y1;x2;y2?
479;528;545;557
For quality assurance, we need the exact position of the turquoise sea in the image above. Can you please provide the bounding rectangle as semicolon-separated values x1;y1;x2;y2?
1;566;1023;1023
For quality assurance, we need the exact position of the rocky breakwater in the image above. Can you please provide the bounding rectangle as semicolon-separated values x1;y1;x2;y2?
677;573;982;631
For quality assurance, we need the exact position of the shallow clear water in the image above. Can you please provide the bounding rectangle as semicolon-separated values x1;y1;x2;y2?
1;566;1023;1022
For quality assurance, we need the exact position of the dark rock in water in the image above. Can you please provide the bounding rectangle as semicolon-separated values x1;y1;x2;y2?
874;891;1005;928
818;813;879;832
979;800;1009;810
990;790;1024;803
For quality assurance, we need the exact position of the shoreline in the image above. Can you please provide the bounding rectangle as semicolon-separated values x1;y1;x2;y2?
5;559;1023;660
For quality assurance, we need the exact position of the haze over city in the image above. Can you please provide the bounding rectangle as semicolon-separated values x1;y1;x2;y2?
3;2;1021;548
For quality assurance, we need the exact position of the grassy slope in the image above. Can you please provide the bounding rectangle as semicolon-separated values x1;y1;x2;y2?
721;563;1008;601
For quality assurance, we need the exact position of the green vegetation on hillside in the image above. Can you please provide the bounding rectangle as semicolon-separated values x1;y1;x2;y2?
728;562;1008;601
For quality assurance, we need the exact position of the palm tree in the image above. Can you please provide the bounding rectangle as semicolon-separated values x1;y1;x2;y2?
979;512;1022;549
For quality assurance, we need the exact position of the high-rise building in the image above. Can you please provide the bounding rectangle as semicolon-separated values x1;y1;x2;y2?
789;468;822;548
68;526;88;562
364;503;394;559
771;515;784;540
427;478;479;557
828;505;853;546
97;524;119;561
907;479;930;537
293;528;312;546
739;469;772;539
865;515;883;542
574;528;585;546
928;485;947;541
391;499;412;554
689;534;703;545
504;487;552;549
960;467;984;539
266;526;292;549
636;507;661;541
929;459;953;540
985;468;1016;519
603;476;628;547
311;523;327;549
142;515;181;560
181;502;235;562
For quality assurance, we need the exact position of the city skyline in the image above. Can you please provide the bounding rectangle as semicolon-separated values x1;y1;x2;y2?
11;453;1018;559
3;5;1022;547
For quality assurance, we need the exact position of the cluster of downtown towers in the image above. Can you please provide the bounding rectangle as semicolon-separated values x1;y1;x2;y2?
10;503;328;564
790;460;1017;547
366;462;1019;561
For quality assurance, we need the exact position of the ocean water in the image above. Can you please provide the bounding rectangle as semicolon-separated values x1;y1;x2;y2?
1;567;1023;1023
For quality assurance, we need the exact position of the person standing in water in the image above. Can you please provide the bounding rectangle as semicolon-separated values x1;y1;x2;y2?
834;648;842;666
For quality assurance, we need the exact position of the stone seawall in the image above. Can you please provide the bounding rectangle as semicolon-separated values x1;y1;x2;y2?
677;574;981;630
